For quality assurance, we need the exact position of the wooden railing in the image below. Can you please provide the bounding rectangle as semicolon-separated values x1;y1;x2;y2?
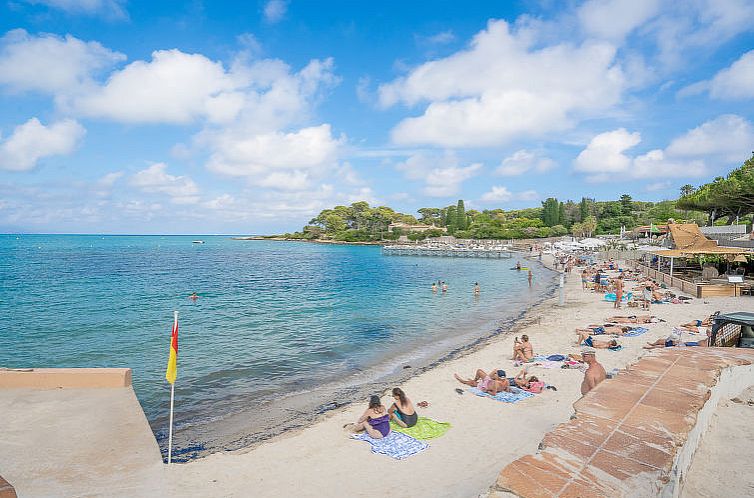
633;262;701;297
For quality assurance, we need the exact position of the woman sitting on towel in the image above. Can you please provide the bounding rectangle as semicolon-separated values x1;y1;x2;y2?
352;395;391;439
388;387;418;428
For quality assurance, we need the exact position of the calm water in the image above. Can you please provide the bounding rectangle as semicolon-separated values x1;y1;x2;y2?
0;235;555;458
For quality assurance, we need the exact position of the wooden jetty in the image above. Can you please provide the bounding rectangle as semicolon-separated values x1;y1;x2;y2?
382;245;514;258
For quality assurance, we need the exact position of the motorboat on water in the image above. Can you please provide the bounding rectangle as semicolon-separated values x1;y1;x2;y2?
192;240;205;244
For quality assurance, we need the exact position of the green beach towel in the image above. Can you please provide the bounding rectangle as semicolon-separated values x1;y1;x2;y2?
390;417;451;440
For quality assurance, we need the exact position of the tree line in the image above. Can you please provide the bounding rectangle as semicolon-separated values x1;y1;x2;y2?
275;155;754;242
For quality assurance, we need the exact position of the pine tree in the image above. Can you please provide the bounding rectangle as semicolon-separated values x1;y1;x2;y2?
579;197;590;221
558;202;566;226
445;205;457;234
456;200;466;230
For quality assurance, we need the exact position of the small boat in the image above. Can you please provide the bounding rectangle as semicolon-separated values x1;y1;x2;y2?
192;240;205;244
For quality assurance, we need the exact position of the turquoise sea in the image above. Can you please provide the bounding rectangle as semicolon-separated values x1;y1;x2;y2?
0;235;555;459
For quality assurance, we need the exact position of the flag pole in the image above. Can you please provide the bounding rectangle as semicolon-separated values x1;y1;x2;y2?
167;310;178;464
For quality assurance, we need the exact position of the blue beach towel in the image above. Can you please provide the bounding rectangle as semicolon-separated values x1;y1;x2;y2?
622;327;648;337
604;292;633;302
469;386;535;403
351;431;429;460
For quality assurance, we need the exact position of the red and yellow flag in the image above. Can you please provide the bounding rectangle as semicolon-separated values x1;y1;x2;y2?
165;314;178;384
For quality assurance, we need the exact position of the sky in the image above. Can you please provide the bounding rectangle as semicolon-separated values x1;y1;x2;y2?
0;0;753;234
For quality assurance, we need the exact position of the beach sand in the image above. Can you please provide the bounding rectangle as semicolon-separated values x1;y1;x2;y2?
681;385;754;498
149;260;749;498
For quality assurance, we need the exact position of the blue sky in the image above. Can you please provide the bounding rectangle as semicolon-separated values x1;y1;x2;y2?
1;0;753;234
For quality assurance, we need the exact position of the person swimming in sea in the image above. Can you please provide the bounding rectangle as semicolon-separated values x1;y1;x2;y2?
516;261;522;270
473;282;480;295
431;283;438;293
189;292;199;301
442;282;448;293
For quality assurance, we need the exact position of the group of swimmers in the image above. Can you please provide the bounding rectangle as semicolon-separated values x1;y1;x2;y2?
430;281;482;295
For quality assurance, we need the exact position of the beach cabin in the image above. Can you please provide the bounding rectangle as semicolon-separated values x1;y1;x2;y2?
634;223;754;298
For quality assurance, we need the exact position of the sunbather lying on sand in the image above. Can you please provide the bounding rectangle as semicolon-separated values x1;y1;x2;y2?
578;333;622;350
454;369;510;395
605;315;660;324
644;329;710;349
512;335;534;362
678;314;716;332
508;369;545;393
576;324;630;336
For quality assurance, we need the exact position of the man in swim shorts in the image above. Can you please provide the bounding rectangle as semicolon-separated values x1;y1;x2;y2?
454;369;511;395
580;350;606;395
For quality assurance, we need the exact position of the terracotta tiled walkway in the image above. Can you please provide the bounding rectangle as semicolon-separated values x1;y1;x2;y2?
0;476;17;498
494;348;754;498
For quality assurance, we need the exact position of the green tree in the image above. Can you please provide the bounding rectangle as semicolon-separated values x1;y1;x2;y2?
445;205;457;234
558;202;566;226
619;194;633;216
417;208;442;226
456;199;467;230
680;184;695;197
582;215;598;237
541;198;560;227
579;197;591;221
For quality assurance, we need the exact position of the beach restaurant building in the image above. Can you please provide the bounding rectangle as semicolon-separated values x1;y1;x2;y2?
634;223;754;298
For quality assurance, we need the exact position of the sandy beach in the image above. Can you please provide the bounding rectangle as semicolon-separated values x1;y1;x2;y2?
143;259;750;498
3;257;751;498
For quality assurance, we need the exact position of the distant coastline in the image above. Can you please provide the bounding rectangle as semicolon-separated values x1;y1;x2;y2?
231;236;385;246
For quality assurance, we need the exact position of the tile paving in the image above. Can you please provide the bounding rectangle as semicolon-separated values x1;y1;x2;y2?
494;348;754;497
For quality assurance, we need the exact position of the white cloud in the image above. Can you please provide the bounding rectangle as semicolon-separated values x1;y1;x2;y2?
495;149;556;176
24;0;128;19
205;124;343;190
665;114;754;161
424;31;456;45
480;186;539;202
424;163;481;197
72;49;241;124
395;152;481;197
709;50;754;100
263;0;287;23
578;0;660;41
574;115;754;181
130;163;200;204
644;181;672;192
0;118;85;171
0;29;125;95
574;128;641;174
97;171;123;187
379;20;624;147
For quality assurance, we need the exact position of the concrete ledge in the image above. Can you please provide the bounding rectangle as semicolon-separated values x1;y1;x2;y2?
0;476;18;498
492;348;754;498
0;368;132;389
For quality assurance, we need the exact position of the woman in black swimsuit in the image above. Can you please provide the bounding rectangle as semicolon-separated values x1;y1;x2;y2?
388;387;418;428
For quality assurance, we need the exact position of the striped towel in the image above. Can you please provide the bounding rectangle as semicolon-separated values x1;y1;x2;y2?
351;431;429;460
469;386;535;403
622;327;648;337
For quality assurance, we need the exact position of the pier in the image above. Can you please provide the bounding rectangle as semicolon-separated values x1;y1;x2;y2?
382;245;514;258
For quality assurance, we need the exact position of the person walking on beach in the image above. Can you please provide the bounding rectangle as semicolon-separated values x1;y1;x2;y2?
613;274;624;309
527;269;533;288
580;350;606;395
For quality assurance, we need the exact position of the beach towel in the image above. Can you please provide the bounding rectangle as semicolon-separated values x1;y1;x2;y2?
469;387;535;403
607;345;623;351
390;417;451;440
622;327;648;337
604;292;633;302
351;431;429;460
534;360;564;369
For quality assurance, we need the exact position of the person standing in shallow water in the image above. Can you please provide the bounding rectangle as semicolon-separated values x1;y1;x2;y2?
527;269;532;288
